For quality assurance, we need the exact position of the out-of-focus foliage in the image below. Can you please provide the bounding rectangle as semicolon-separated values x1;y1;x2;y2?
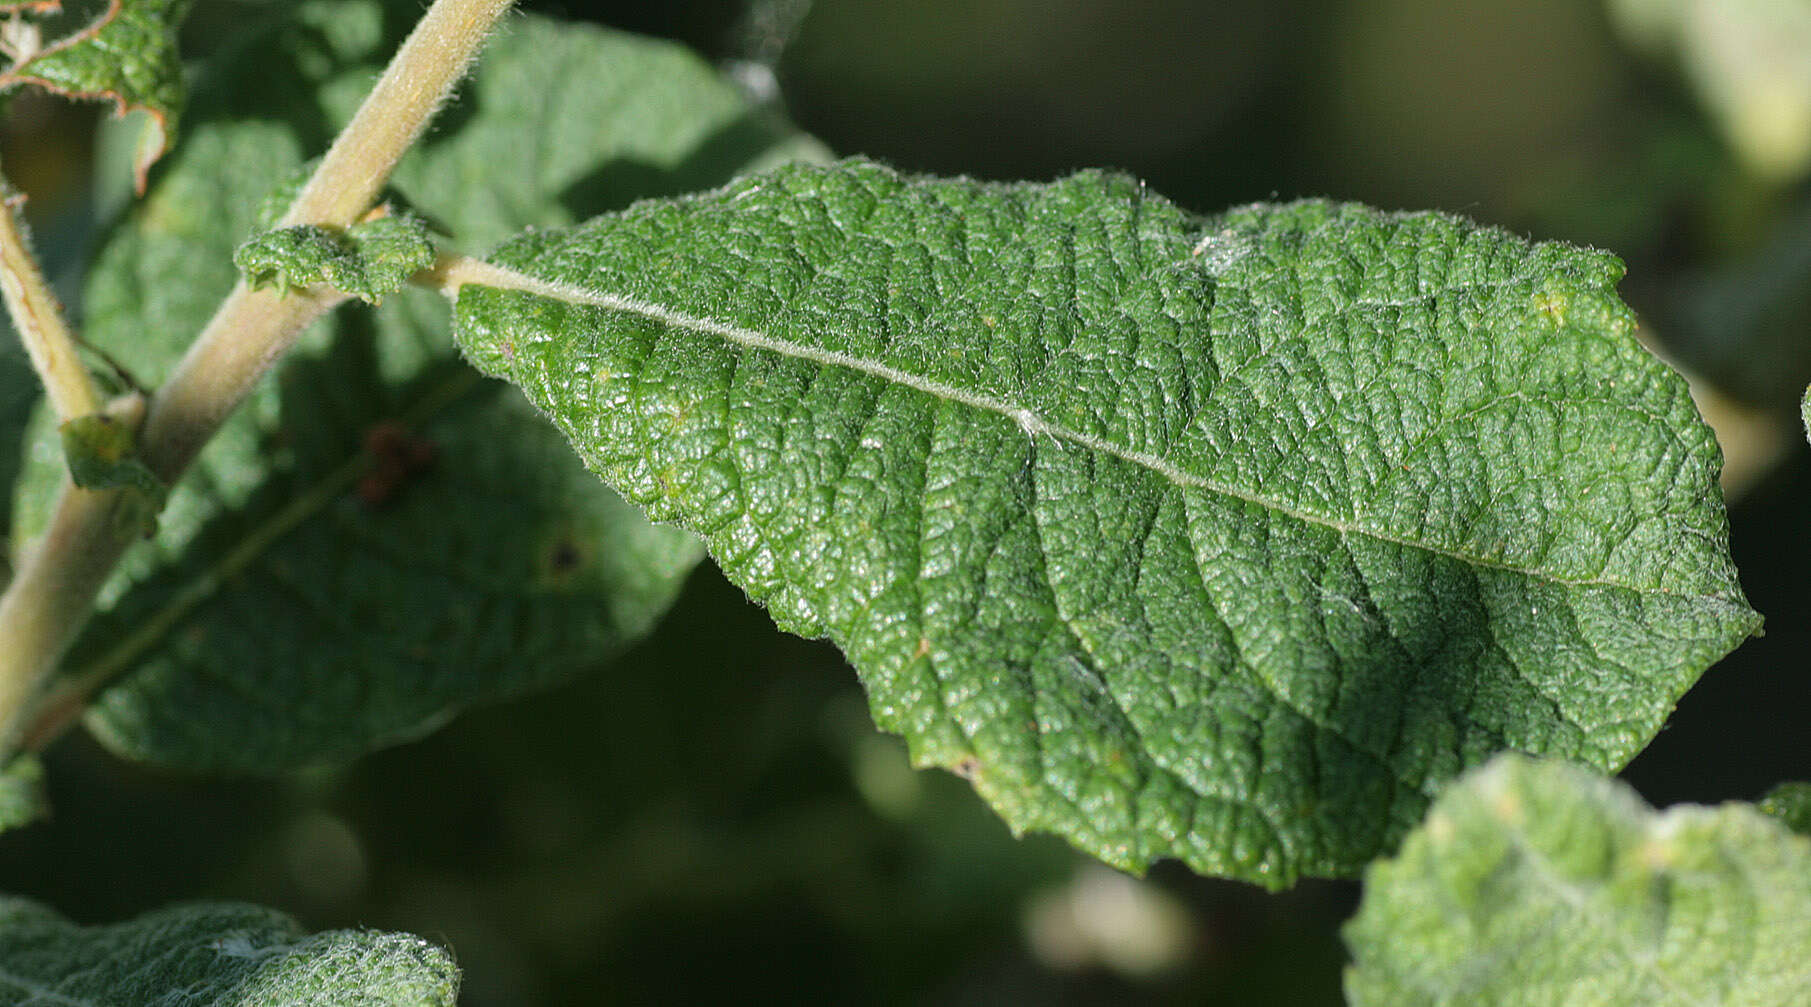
0;894;459;1004
1609;0;1811;182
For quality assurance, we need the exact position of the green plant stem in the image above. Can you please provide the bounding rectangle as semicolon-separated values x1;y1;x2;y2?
0;0;520;754
0;171;100;422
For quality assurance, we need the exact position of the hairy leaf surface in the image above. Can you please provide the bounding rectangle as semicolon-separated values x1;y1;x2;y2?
0;895;456;1005
0;0;189;189
234;213;435;303
13;2;818;769
1344;755;1811;1005
453;158;1757;884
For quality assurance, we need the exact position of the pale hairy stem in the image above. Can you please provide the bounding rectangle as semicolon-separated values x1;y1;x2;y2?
279;0;516;230
0;0;520;753
0;486;118;753
0;174;100;422
148;0;516;472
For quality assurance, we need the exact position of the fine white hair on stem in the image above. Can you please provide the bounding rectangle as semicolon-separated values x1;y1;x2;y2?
279;0;517;230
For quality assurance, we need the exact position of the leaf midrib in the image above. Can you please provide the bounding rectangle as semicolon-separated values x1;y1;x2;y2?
460;261;1736;607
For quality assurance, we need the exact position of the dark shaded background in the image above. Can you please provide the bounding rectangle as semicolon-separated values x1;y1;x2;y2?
3;0;1810;1003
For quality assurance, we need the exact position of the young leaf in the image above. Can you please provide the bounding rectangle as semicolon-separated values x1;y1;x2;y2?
12;1;816;769
234;213;436;303
58;406;165;538
452;159;1758;885
0;895;457;1004
1344;755;1811;1005
0;0;190;190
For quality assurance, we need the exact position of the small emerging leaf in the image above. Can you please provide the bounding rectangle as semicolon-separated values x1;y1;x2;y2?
234;213;436;303
1344;755;1811;1006
0;895;458;1004
454;158;1757;885
0;0;191;190
59;407;166;538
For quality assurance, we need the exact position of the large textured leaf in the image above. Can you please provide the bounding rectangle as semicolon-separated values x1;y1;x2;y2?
0;895;457;1004
451;158;1758;885
1344;755;1811;1005
0;0;190;189
13;1;820;770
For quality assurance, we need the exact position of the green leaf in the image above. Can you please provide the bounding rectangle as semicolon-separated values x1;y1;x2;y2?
0;895;457;1004
234;213;436;303
452;158;1758;885
13;1;817;770
0;0;191;191
1758;780;1811;835
1801;383;1810;445
1344;755;1811;1005
58;409;152;490
58;408;165;539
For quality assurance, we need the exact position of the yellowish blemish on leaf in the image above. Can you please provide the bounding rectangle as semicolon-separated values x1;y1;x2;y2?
1533;289;1567;326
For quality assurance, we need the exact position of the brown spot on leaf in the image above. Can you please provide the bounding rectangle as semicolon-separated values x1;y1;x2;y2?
356;421;437;508
951;756;982;781
537;531;590;588
549;540;582;574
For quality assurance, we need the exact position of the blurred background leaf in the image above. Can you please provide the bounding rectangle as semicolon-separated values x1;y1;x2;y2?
2;0;1809;1003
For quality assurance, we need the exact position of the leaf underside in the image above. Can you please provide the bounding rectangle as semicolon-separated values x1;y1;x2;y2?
0;895;457;1006
454;158;1757;886
12;1;820;771
1344;755;1811;1006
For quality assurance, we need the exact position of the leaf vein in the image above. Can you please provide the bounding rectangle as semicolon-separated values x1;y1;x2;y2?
459;261;1712;601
